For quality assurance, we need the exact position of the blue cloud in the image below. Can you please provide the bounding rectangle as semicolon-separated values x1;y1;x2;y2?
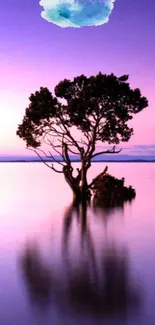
39;0;115;28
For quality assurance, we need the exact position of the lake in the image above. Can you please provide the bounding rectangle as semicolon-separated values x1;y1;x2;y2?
0;162;155;325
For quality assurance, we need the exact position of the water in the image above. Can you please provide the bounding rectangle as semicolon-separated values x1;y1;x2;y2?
0;162;155;324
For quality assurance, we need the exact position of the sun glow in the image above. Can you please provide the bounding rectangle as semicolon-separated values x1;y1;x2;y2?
0;91;27;153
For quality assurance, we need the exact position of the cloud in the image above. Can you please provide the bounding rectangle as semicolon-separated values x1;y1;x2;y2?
39;0;115;28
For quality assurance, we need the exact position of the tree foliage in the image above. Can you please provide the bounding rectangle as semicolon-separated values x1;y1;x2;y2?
92;167;136;208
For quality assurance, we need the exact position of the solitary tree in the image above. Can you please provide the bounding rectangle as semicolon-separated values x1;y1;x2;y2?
17;73;148;203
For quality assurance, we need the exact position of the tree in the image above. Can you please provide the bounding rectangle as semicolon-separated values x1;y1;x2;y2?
17;72;148;203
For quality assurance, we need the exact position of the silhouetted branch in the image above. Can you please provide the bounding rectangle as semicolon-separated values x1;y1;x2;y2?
37;148;64;166
88;166;108;189
27;148;63;173
27;148;54;170
51;164;63;173
62;141;74;174
75;168;82;184
91;146;122;159
68;148;79;155
59;117;82;153
86;120;100;158
48;150;64;166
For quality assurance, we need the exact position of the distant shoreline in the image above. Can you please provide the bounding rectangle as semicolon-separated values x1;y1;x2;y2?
0;160;155;163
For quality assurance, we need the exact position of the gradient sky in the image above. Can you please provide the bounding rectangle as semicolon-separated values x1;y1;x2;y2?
0;0;155;155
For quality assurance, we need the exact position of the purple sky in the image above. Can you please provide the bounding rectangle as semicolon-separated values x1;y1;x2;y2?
0;0;155;155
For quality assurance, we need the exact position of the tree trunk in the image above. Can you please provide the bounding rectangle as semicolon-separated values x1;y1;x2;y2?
63;164;91;205
72;184;91;205
80;163;91;203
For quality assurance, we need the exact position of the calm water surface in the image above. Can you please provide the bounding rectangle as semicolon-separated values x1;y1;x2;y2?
0;162;155;325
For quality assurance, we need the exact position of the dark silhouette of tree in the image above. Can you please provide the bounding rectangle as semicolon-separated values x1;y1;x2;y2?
17;73;148;202
92;167;136;208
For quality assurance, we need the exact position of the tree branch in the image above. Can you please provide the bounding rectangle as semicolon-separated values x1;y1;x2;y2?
91;146;122;159
67;147;80;155
88;166;108;189
36;148;65;166
27;148;63;173
62;141;73;171
59;116;82;153
51;164;64;173
46;138;66;162
85;123;98;158
75;168;82;184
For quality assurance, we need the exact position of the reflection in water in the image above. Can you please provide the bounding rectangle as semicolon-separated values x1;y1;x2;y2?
20;245;52;307
66;246;139;317
93;195;134;219
20;202;141;321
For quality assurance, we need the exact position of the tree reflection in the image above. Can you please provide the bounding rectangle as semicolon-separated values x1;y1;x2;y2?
20;202;141;319
20;245;52;307
62;203;140;316
66;245;139;316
